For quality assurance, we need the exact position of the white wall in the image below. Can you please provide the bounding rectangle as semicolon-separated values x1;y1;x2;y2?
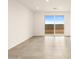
8;0;34;49
34;11;70;36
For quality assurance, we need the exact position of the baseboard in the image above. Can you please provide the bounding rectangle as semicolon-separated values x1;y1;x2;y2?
65;35;71;37
33;35;71;37
8;36;33;50
33;35;45;37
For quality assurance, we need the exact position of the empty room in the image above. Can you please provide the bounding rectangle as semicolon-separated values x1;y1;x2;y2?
8;0;71;59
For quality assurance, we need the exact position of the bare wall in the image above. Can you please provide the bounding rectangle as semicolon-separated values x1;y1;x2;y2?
8;0;34;49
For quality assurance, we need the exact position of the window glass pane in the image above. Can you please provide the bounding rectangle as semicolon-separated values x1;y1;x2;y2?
45;16;54;34
45;16;54;24
55;16;64;34
55;16;64;24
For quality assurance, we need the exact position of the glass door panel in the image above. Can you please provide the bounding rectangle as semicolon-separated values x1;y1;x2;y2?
55;16;64;34
45;16;54;34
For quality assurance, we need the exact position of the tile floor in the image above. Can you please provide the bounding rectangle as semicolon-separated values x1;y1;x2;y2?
8;36;71;59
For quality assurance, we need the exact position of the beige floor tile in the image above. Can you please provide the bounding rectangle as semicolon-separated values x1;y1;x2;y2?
8;36;70;59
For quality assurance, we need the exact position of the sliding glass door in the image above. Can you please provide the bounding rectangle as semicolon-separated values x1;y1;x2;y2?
45;15;64;35
45;16;54;34
55;16;64;34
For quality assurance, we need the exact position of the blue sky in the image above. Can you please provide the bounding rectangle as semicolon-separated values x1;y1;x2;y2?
45;16;64;24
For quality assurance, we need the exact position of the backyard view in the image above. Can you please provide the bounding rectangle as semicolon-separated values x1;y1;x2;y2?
45;24;64;34
45;16;64;34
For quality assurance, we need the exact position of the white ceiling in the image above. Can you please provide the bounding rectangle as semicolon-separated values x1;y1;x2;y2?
17;0;71;12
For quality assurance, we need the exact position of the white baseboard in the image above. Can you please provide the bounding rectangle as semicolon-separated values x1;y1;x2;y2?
8;35;33;50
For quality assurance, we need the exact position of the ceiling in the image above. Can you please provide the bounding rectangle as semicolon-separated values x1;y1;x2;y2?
17;0;71;12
